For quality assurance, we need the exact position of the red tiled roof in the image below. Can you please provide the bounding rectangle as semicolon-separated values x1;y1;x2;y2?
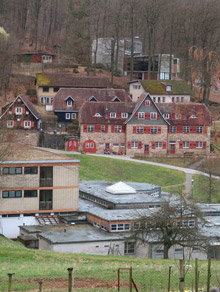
157;103;212;126
36;73;109;88
79;101;135;124
53;88;132;111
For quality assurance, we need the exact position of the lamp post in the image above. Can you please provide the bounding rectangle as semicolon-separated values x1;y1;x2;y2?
191;179;194;198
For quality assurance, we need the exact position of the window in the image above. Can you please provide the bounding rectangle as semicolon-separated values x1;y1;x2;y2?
15;107;22;115
162;97;165;102
121;143;125;147
131;141;138;148
153;97;156;102
183;126;189;133
24;190;37;197
172;97;175;102
3;167;22;175
2;190;22;198
24;167;38;174
176;97;180;102
175;114;180;119
113;143;119;146
183;141;189;148
66;113;70;120
170;126;176;133
124;242;135;254
196;126;203;133
24;121;31;128
53;87;59;92
110;223;131;232
166;85;172;91
7;120;14;128
174;248;183;253
181;97;184;102
90;142;94;148
101;125;106;132
133;222;140;230
145;100;151;105
133;84;140;89
71;113;76;119
40;166;53;187
157;97;161;103
42;87;49;92
151;127;158;133
114;125;122;132
122;113;128;118
110;112;116;118
150;112;157;119
87;125;94;132
163;113;170;119
196;141;203;148
156;249;164;254
137;126;144;133
66;99;73;107
189;220;195;227
85;143;90;149
156;142;162;149
138;112;145;119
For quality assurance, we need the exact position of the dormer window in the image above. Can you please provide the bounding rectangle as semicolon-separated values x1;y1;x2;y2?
89;96;97;102
190;115;197;119
175;114;180;119
94;113;102;117
15;107;22;115
65;96;74;107
166;85;172;92
110;112;116;118
121;113;128;118
112;96;121;102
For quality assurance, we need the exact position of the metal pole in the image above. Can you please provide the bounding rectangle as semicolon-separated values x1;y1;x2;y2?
118;269;120;292
67;267;73;292
207;258;211;292
8;273;14;292
39;280;43;292
195;258;198;292
168;266;172;292
130;267;132;292
179;259;185;292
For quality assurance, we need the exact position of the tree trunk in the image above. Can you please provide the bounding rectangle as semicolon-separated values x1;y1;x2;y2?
164;246;169;259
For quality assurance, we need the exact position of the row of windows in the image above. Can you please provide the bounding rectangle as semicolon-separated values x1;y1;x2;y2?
130;141;164;149
7;120;32;129
86;125;123;133
137;112;158;119
181;141;204;148
111;223;131;231
169;126;203;133
66;113;76;120
79;192;108;207
2;190;37;198
134;126;161;134
134;220;195;231
40;97;52;104
108;112;128;119
2;167;38;175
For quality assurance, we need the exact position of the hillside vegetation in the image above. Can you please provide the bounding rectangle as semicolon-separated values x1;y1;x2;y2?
0;235;219;292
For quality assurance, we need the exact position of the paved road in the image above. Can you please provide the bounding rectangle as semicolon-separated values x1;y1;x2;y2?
38;147;220;193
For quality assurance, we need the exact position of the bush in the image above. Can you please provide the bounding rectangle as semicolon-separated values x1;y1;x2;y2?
26;89;36;95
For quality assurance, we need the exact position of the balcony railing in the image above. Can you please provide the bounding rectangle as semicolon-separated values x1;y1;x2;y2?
39;201;52;210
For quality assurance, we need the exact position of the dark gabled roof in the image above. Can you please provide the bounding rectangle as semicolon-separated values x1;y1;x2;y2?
157;103;212;126
141;80;192;95
125;93;169;125
0;95;41;120
16;51;56;56
36;73;110;88
53;88;132;111
79;101;135;124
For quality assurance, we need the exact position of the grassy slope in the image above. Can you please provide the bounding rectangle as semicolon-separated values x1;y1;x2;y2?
68;154;185;186
0;236;219;292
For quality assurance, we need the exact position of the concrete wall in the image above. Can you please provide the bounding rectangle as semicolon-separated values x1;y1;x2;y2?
37;86;55;104
129;82;144;102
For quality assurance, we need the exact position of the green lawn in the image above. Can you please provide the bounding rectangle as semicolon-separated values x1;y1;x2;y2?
192;174;220;203
133;156;194;168
0;236;219;292
67;154;185;187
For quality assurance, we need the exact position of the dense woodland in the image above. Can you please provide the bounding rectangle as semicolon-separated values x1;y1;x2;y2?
1;0;220;103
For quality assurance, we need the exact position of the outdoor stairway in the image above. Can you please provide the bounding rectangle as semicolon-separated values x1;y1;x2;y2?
35;215;61;225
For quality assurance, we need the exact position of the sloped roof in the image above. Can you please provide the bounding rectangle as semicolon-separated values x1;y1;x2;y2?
158;103;212;126
79;101;135;124
36;73;109;88
106;181;137;194
53;88;132;111
141;80;192;95
0;95;41;120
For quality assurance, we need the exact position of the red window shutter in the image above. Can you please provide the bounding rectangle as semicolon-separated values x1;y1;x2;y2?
111;125;115;132
138;141;142;149
116;113;120;118
14;121;17;126
152;142;156;149
150;101;152;105
108;113;110;118
190;126;196;133
135;113;138;119
147;126;151;134
179;141;183;149
162;142;166;149
189;142;194;149
157;113;160;119
158;127;161;134
3;121;6;125
203;141;207;149
122;125;126;133
177;126;183;133
128;141;131;149
83;125;87;132
144;127;147;133
21;121;24;127
31;121;34;128
145;113;148;119
105;125;108;133
133;126;137;133
23;107;26;114
97;125;101;132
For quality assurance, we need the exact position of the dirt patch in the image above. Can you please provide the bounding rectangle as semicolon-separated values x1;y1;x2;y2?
13;277;120;290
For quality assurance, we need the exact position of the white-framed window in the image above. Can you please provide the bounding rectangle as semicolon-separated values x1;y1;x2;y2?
67;99;73;107
110;223;131;232
157;97;161;103
156;142;162;149
66;113;70;119
189;220;195;227
137;126;144;133
138;112;145;119
166;85;172;91
124;242;135;254
196;126;203;133
71;113;76;119
162;97;165;102
153;97;156;102
150;112;157;119
163;113;170;119
121;113;128;118
131;141;138;148
113;143;119;146
176;97;180;102
24;121;31;128
151;127;158;133
174;248;183;253
181;97;184;102
110;112;116;118
101;125;106;132
114;125;122;132
133;222;140;230
196;141;203;148
145;100;151;105
175;114;181;119
172;97;175;102
7;120;14;128
90;142;94;148
183;126;190;133
16;107;22;115
156;248;164;254
183;141;189;148
85;143;90;148
121;143;125;147
87;125;94;132
99;143;104;147
170;126;176;133
133;84;140;89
